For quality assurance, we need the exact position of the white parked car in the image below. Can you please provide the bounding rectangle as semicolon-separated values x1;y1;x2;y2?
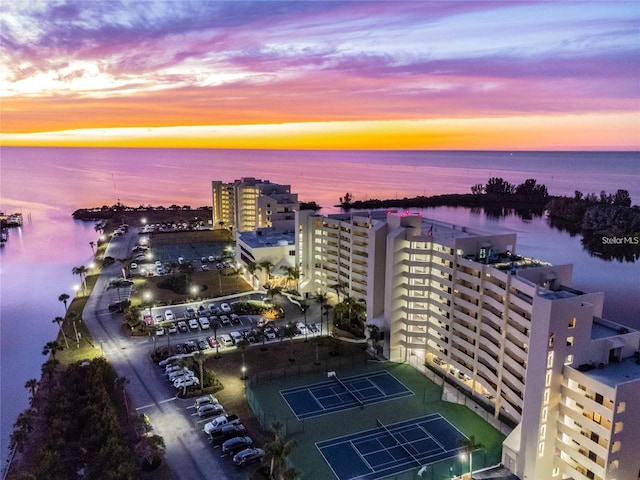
155;326;165;336
130;262;138;270
188;318;200;330
167;323;178;334
174;377;199;388
199;317;210;329
154;314;164;324
165;310;174;321
220;303;231;313
296;322;308;335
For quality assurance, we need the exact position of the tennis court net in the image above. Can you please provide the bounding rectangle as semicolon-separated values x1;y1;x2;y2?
376;418;421;466
332;374;364;407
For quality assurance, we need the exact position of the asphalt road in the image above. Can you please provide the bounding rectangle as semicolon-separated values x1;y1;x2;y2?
83;227;255;480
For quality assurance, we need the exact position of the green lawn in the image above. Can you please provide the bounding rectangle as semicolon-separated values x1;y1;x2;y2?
247;362;504;480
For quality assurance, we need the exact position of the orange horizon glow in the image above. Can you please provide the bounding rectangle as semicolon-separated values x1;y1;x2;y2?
1;114;638;151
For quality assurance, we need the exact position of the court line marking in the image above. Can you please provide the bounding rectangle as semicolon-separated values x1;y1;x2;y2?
281;370;414;420
317;413;467;480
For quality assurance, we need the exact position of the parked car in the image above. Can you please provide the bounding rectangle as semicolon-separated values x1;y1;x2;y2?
165;310;175;321
174;377;200;389
220;315;231;327
222;436;253;455
194;394;219;408
155;326;165;336
233;448;264;466
211;424;246;446
201;264;210;271
208;336;220;348
296;322;308;335
154;314;164;324
198;403;224;418
230;313;240;324
188;319;200;330
197;340;209;351
208;255;216;262
220;303;231;313
177;321;189;332
185;307;196;318
199;317;210;329
198;305;207;316
167;323;178;334
168;368;194;381
208;304;220;315
158;355;178;367
184;340;198;352
230;331;243;344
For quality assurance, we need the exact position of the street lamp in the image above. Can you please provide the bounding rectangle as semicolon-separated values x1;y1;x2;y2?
191;285;198;300
459;453;467;480
73;284;80;297
89;262;95;274
239;352;248;380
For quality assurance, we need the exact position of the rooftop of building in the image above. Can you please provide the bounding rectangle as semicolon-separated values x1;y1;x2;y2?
577;354;640;387
591;319;626;340
237;228;295;249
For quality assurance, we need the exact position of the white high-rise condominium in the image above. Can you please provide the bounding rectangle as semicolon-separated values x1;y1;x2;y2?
296;210;640;480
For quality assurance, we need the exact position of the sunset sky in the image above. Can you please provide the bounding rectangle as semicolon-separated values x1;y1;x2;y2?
1;1;638;150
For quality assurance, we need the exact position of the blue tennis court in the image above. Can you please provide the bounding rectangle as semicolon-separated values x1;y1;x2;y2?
280;371;413;419
317;413;467;480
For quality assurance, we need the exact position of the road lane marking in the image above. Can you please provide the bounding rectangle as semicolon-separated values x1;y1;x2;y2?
135;396;178;411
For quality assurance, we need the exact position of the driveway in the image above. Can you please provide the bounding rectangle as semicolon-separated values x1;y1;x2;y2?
83;227;252;479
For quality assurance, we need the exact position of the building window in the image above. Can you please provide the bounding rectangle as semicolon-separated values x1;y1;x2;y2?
541;407;548;422
593;412;602;425
538;441;545;457
617;401;626;413
545;370;552;387
569;317;576;328
289;250;295;256
565;354;574;365
552;467;560;477
547;351;554;368
614;422;623;434
543;388;550;405
566;336;574;346
612;440;621;452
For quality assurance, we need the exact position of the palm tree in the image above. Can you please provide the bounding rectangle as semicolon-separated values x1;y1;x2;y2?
314;293;329;337
58;293;70;312
24;379;38;399
366;324;381;355
108;278;129;303
193;352;206;393
246;261;259;289
283;323;297;362
299;300;309;342
322;304;333;338
89;240;96;257
265;284;283;303
52;316;70;349
264;421;297;480
258;260;274;284
72;265;88;295
280;266;300;293
460;435;485;479
42;341;63;360
41;359;59;392
329;280;348;302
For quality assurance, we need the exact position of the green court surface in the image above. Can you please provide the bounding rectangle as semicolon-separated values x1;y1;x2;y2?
247;362;504;480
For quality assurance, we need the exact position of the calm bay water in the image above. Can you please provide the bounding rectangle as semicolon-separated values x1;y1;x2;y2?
1;147;639;466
